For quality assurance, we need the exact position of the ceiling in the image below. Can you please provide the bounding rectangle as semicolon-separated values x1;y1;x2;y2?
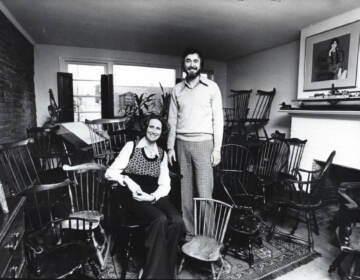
2;0;360;61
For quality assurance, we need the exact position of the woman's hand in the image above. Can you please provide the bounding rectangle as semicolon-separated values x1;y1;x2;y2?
132;191;156;202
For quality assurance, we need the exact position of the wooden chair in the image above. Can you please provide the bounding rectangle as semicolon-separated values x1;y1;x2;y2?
267;151;336;251
178;198;232;280
22;180;99;278
85;118;128;166
27;126;71;183
253;138;289;205
63;163;111;270
239;88;276;140
223;89;252;143
329;181;360;279
218;144;262;267
0;139;40;196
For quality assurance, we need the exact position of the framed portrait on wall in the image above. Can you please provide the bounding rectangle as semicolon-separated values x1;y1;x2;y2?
303;20;360;91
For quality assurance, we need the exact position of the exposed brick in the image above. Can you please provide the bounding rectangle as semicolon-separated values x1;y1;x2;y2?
0;11;35;144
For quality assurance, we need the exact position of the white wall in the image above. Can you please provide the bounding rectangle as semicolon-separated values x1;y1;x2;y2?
297;7;360;98
34;44;227;126
227;41;299;136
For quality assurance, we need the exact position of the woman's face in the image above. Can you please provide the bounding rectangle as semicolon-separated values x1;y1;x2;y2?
146;118;162;143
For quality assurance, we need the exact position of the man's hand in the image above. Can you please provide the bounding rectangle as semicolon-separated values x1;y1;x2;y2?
168;149;177;166
211;150;221;167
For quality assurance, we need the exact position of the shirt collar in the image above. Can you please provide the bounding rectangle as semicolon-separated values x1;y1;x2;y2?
136;138;160;156
184;75;209;89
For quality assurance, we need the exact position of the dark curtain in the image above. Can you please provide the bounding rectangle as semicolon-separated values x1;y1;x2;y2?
57;72;74;122
101;74;114;119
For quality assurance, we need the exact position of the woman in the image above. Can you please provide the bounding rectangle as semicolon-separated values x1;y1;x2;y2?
105;114;184;279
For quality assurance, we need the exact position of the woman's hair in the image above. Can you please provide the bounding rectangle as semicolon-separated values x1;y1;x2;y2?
141;113;168;139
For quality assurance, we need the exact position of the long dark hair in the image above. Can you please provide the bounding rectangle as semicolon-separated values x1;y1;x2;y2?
140;114;168;149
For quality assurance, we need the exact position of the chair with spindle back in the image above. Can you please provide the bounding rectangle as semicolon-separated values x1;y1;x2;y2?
27;126;71;183
22;180;99;278
253;138;289;206
0;139;40;196
217;144;262;266
63;162;111;270
85;118;128;166
178;198;232;280
223;89;252;143
267;151;336;251
239;88;276;141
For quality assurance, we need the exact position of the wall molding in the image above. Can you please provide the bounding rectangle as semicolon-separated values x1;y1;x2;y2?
0;1;35;45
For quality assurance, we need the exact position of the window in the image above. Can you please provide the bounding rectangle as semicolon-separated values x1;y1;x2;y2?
67;63;106;122
113;65;176;117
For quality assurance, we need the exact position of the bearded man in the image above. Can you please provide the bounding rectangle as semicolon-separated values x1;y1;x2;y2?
167;47;224;238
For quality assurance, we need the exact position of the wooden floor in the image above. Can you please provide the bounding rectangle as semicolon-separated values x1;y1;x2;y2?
179;204;342;280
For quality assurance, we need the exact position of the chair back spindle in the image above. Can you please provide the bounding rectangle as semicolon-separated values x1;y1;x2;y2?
193;198;232;244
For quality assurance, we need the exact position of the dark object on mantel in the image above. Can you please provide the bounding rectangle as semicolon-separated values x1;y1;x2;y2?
279;102;292;110
288;95;360;110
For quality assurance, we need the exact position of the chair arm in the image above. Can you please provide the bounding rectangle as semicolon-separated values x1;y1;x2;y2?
339;182;360;190
63;162;107;171
296;167;321;174
21;179;71;196
105;179;120;190
338;188;359;210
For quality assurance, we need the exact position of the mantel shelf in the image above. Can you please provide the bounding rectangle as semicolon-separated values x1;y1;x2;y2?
279;109;360;118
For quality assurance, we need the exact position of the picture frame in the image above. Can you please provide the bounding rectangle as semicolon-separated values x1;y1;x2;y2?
303;20;360;91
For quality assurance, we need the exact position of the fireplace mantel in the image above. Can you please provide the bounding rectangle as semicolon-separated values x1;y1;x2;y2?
280;109;360;118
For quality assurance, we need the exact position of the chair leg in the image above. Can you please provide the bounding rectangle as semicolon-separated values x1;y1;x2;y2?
311;210;319;235
248;239;254;267
266;205;281;242
91;226;111;270
290;218;300;235
178;256;185;275
329;252;347;273
211;262;216;280
306;211;314;252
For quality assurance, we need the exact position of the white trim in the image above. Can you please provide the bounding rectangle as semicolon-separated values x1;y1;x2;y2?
59;55;180;78
0;1;35;45
280;109;360;118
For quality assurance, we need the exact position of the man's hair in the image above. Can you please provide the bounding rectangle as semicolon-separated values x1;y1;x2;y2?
182;47;204;68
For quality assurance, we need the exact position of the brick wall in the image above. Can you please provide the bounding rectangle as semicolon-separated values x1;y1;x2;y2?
0;11;35;144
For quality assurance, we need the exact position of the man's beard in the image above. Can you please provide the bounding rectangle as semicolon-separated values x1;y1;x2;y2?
185;68;201;80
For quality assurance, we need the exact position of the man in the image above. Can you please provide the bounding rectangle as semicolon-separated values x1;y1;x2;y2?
167;47;224;236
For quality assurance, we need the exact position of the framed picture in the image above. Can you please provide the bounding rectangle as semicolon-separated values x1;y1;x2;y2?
304;20;360;91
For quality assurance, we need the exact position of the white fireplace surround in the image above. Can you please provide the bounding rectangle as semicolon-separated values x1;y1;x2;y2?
291;114;360;170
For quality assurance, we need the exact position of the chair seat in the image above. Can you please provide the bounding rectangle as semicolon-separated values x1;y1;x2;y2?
230;212;260;235
272;191;322;210
182;235;222;262
62;211;103;230
32;241;93;279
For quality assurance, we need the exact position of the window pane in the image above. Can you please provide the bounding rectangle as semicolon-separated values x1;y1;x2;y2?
113;65;175;117
78;112;102;122
68;64;105;80
73;81;101;96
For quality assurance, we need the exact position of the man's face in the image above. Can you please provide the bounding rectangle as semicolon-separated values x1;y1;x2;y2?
184;53;201;79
